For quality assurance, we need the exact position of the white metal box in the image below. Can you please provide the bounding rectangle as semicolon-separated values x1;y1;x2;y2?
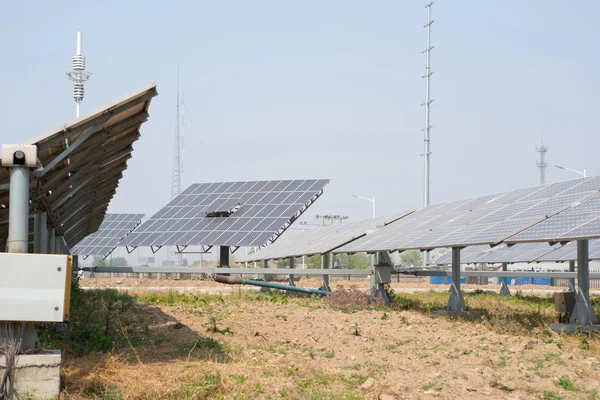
0;253;72;322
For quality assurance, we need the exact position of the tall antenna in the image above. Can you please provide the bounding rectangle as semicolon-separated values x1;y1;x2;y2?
536;142;548;185
66;32;92;118
171;67;182;200
422;3;434;207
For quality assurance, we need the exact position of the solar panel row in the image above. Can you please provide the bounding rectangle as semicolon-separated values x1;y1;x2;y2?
120;179;329;248
336;176;600;254
71;213;144;258
238;212;413;262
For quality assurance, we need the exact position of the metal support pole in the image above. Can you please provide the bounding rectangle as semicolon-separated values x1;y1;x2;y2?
321;252;331;292
263;260;269;282
6;161;39;350
446;247;466;312
48;228;56;255
569;260;576;292
370;253;377;293
500;262;511;296
219;246;230;267
40;212;48;254
33;212;43;253
7;167;30;253
289;257;295;286
571;240;598;325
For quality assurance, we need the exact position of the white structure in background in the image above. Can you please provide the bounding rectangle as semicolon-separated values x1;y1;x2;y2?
351;194;375;218
422;2;434;208
555;164;587;178
536;142;548;185
66;32;92;118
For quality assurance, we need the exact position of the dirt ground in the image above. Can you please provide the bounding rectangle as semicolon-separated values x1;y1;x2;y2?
61;290;600;400
80;276;579;294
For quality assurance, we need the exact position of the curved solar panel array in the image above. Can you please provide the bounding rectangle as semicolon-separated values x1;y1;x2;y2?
0;83;157;249
335;176;600;254
71;214;144;258
238;212;413;262
120;179;329;249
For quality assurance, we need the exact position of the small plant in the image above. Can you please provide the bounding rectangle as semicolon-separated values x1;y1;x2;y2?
173;322;185;330
421;380;444;392
207;315;233;335
556;376;577;392
382;312;389;320
490;377;513;392
324;349;335;359
350;322;361;336
543;390;564;400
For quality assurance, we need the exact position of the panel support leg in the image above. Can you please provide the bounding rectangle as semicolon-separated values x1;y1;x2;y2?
48;228;56;255
446;247;466;312
569;260;576;292
5;162;39;351
321;252;331;292
500;262;511;296
372;251;393;304
263;260;269;282
571;240;598;326
288;257;295;286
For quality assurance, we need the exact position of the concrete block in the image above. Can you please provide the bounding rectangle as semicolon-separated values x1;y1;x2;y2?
0;350;61;400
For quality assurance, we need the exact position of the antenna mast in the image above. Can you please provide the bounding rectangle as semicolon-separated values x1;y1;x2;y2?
422;2;434;207
536;142;548;185
171;67;182;200
66;32;92;118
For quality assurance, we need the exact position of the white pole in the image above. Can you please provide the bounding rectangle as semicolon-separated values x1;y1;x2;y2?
423;2;434;208
76;31;82;56
372;197;376;218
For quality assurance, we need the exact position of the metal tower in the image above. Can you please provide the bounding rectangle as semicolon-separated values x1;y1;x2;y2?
66;32;92;118
171;68;182;200
536;142;548;185
422;2;434;207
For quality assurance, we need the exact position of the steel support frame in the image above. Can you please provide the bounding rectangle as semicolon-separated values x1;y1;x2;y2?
569;260;576;292
446;247;466;312
321;252;331;292
289;256;295;286
500;262;511;296
220;246;230;268
570;239;599;326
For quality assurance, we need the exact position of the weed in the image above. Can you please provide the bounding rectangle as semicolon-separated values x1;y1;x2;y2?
324;349;335;359
421;380;444;391
543;390;564;400
230;374;246;384
497;355;508;368
173;322;185;330
490;377;513;392
349;322;361;337
207;315;233;335
556;376;577;391
382;312;389;320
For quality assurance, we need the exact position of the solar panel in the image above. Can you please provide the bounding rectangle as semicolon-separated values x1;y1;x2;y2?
336;177;600;254
238;212;412;262
0;83;157;249
120;179;329;248
71;213;144;258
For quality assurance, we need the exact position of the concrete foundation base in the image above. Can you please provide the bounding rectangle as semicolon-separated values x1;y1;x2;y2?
0;350;61;400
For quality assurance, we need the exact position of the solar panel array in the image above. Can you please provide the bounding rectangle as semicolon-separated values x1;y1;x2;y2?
336;176;600;254
71;213;144;258
435;240;600;265
120;180;329;248
238;212;413;262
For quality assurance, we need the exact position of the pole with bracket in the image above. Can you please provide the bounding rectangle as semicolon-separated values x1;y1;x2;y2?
2;145;40;350
321;252;331;292
446;247;466;312
372;251;393;304
570;239;599;326
500;262;511;296
289;257;295;286
569;260;576;292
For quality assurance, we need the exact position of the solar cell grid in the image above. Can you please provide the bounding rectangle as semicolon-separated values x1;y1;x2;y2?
119;179;329;248
72;213;144;257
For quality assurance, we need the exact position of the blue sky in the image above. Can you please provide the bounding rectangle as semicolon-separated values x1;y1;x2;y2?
1;1;598;261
